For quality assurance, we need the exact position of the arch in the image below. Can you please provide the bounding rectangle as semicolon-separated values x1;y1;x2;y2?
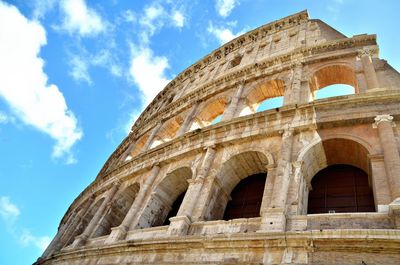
190;97;229;130
150;116;184;148
136;167;192;228
91;183;140;238
240;79;285;116
309;64;358;98
299;137;371;184
126;134;149;160
205;151;269;221
308;164;375;214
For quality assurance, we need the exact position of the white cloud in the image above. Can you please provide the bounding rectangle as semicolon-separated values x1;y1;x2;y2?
129;47;170;105
0;196;20;221
172;10;184;28
207;22;244;44
215;0;239;17
20;230;51;252
0;2;82;162
59;0;105;37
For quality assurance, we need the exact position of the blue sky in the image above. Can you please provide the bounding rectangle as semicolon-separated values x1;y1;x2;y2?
0;0;399;264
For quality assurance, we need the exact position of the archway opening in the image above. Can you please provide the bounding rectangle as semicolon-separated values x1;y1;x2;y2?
223;173;266;220
303;138;375;214
136;167;192;228
205;151;269;221
162;191;186;225
315;84;355;99
310;65;358;100
308;164;375;214
240;79;284;116
92;183;140;238
256;96;284;112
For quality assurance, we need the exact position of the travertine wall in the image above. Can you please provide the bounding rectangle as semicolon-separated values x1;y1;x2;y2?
36;10;400;265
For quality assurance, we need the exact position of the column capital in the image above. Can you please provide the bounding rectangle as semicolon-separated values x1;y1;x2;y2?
357;47;379;59
279;126;294;137
373;114;395;128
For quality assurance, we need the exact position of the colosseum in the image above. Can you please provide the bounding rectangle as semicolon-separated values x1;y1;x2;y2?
36;10;400;265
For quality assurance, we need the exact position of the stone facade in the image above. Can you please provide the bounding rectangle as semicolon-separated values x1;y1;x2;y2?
36;11;400;265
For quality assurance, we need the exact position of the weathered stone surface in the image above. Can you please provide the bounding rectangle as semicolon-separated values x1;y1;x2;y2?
36;10;400;265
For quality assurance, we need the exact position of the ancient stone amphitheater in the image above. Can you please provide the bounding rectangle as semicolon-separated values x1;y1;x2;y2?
37;11;400;265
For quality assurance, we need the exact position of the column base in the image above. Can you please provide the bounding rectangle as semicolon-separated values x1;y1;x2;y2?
167;215;191;236
389;197;400;229
259;209;287;232
71;234;88;248
104;225;128;244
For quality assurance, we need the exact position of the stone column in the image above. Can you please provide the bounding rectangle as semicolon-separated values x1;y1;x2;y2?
359;49;379;90
176;101;200;136
221;81;245;121
142;122;163;151
260;127;294;232
72;183;120;247
167;146;216;235
259;166;277;215
283;64;302;106
373;115;400;200
105;164;160;243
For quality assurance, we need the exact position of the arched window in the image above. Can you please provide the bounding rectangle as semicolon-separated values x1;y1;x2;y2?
310;65;358;100
150;116;183;148
223;173;266;220
125;134;149;161
64;198;104;247
308;165;375;214
190;98;229;130
91;183;140;238
136;167;192;228
240;79;284;116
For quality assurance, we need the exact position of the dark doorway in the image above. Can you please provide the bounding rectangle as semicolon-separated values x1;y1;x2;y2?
308;164;375;214
223;173;266;220
163;192;186;225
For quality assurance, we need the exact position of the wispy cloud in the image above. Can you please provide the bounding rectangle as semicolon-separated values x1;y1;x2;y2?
207;21;245;44
0;1;82;163
171;10;185;28
59;0;106;37
215;0;239;18
0;196;20;221
0;196;50;252
69;55;92;84
20;230;52;252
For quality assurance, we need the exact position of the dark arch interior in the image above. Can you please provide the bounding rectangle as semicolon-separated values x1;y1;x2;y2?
223;173;266;220
308;164;375;214
162;191;186;225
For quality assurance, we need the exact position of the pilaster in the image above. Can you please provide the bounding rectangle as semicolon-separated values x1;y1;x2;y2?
373;114;400;201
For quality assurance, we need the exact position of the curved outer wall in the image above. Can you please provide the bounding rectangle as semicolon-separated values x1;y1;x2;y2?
36;11;400;265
